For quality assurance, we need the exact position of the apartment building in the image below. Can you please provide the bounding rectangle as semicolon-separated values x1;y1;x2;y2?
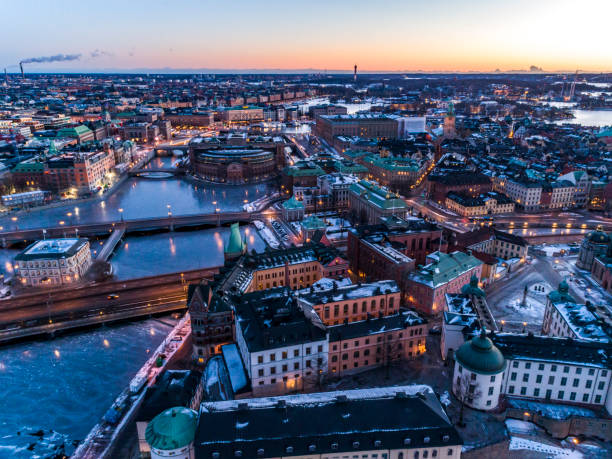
234;288;328;396
15;238;92;286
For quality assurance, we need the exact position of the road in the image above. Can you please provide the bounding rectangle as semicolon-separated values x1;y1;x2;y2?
407;196;612;233
0;267;218;329
0;209;278;244
0;282;185;325
485;255;586;334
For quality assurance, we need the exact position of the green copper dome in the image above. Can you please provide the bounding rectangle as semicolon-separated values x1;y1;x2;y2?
586;226;610;244
282;195;304;210
548;280;573;304
455;331;506;375
145;406;198;451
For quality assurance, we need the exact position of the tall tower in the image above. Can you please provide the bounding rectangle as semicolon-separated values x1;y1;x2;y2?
354;64;357;82
443;102;456;138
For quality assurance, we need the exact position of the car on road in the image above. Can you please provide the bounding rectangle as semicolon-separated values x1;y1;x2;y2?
107;293;120;300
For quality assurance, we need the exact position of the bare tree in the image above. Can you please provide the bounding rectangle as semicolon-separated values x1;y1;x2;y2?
453;372;482;427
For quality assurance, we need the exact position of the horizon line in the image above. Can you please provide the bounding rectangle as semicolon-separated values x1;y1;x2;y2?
7;67;612;75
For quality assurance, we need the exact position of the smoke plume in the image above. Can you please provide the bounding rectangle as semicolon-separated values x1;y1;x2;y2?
20;54;82;64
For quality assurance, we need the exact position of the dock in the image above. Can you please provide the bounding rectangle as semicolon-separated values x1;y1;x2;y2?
72;314;193;459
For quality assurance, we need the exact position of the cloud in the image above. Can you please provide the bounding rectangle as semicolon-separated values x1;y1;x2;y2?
90;49;114;59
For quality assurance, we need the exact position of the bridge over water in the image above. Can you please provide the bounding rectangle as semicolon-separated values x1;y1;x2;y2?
128;168;186;177
0;210;275;246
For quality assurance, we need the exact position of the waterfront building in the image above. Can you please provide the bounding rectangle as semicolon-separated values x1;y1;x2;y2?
12;147;116;195
46;149;116;194
540;180;575;210
296;279;401;326
406;251;483;315
118;122;160;143
315;113;400;144
234;287;328;395
454;331;612;415
137;370;204;458
444;191;515;217
244;244;349;292
189;134;286;184
542;281;612;342
501;178;542;212
328;311;427;376
196;386;463;458
15;238;92;286
1;190;48;209
558;171;591;207
576;225;610;270
145;406;198;459
348;179;408;224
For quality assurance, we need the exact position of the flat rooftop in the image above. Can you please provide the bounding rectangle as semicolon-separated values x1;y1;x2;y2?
16;238;88;260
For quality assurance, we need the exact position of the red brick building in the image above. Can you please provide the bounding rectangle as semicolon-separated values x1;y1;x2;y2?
347;217;444;288
297;280;401;326
328;311;427;376
405;251;483;315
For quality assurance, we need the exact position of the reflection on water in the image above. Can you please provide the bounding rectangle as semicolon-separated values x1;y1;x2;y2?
554;110;612;127
0;160;275;231
110;224;266;279
0;317;177;457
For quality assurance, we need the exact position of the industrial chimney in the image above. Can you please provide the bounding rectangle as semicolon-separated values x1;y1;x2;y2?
354;64;357;82
20;62;24;77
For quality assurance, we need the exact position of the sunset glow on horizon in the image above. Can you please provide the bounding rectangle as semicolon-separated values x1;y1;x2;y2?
2;0;611;73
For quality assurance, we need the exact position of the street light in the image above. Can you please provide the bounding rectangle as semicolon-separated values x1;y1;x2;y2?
119;208;124;222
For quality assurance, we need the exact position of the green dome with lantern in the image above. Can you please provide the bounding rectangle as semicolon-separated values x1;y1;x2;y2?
548;280;573;304
145;406;198;451
455;329;506;375
586;226;610;244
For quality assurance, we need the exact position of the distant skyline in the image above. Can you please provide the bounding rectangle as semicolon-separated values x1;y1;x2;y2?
3;0;611;73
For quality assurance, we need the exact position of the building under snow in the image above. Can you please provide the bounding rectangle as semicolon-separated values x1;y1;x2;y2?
196;385;463;459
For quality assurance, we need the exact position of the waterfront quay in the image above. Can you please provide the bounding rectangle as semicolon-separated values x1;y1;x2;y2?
0;266;218;344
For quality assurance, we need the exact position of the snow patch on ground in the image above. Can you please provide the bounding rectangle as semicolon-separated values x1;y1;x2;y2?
509;436;584;458
439;390;451;407
505;419;537;434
